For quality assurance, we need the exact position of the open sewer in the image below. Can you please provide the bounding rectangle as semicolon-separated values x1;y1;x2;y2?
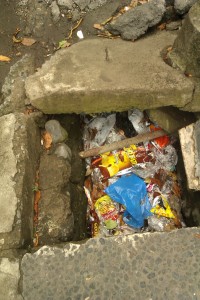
33;108;200;247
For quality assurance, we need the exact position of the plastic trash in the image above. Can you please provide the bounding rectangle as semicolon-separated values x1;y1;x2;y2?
148;215;171;232
128;109;149;134
105;174;152;228
83;114;116;150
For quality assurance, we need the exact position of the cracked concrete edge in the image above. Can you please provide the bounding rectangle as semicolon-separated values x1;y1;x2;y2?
0;253;24;300
179;122;200;190
181;78;200;112
0;54;35;117
0;113;41;251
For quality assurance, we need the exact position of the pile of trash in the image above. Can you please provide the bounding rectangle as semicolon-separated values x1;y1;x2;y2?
82;109;185;238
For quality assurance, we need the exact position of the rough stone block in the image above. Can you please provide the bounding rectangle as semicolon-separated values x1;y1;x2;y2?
25;32;194;114
169;1;200;77
38;153;74;245
0;113;40;250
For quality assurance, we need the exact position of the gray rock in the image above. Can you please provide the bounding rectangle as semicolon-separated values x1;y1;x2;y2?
174;0;197;14
88;0;108;10
106;0;166;41
45;120;68;143
168;1;200;77
57;0;73;8
165;0;174;6
166;20;182;30
24;0;51;37
50;1;60;23
73;0;90;10
54;143;72;161
25;32;194;114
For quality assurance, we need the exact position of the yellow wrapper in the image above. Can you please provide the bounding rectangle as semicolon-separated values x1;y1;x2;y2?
151;196;175;219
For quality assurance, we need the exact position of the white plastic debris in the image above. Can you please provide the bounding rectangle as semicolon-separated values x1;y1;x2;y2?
77;30;84;39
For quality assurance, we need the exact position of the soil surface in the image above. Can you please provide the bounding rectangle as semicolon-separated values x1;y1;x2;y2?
0;0;126;93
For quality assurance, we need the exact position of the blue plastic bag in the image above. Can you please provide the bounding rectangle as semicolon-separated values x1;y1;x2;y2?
105;174;152;228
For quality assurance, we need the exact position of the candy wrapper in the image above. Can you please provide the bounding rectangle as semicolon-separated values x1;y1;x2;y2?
150;195;175;219
92;145;155;180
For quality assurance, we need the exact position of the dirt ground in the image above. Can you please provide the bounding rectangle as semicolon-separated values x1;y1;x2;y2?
0;0;128;94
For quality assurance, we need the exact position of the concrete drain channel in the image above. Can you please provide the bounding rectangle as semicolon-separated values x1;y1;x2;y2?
32;107;200;247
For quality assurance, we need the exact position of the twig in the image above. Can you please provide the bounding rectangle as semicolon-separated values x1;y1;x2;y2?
67;18;83;40
79;129;167;158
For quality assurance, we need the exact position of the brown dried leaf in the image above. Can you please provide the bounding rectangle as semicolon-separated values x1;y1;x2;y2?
167;46;173;52
42;131;52;149
21;37;36;46
12;35;22;43
0;55;11;62
93;23;104;30
158;23;166;30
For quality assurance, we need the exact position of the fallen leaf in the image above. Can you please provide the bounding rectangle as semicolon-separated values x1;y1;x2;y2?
194;233;200;239
42;131;52;149
12;35;22;43
58;40;71;49
33;233;39;247
21;37;36;46
184;72;193;77
0;55;11;62
93;23;103;30
158;23;166;30
167;46;173;52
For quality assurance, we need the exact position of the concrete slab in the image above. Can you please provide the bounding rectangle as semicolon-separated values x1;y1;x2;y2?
0;55;35;117
147;106;196;133
0;257;22;300
25;31;194;114
22;228;200;299
0;113;40;251
0;114;17;233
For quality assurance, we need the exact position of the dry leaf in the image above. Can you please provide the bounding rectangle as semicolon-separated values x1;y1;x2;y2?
93;23;104;30
158;23;166;30
0;55;11;62
42;131;52;149
21;37;36;46
184;72;193;77
167;46;173;52
12;35;22;43
58;40;71;49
